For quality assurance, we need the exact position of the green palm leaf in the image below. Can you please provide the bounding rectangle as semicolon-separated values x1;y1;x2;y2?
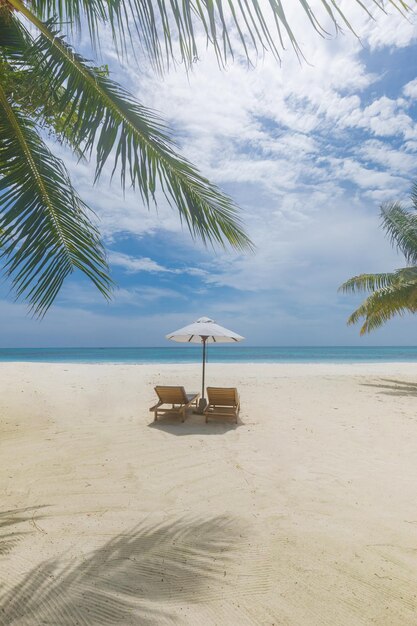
340;189;417;335
381;201;417;265
24;17;251;250
0;82;112;316
339;272;400;294
347;283;417;335
0;16;86;157
18;0;411;70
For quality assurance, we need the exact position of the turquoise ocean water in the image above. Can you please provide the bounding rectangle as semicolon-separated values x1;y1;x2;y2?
1;346;417;363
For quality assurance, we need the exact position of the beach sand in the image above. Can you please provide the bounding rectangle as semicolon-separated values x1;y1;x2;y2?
1;361;417;625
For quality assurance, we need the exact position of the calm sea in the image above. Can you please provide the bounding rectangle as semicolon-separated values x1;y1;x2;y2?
0;346;417;363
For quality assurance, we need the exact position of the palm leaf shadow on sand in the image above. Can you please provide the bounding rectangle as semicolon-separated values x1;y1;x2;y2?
361;378;417;397
0;515;244;625
0;505;49;557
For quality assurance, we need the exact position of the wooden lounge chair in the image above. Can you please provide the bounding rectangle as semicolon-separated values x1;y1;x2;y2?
204;387;240;423
150;386;199;422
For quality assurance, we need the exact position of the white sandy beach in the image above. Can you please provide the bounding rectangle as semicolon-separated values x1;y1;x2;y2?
1;361;417;625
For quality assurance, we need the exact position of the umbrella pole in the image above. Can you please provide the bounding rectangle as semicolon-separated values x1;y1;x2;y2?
197;336;208;413
202;337;207;400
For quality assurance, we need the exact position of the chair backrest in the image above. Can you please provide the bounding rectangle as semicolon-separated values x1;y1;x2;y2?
207;387;239;407
155;386;187;404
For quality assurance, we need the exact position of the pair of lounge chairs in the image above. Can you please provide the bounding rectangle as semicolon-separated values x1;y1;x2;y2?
150;386;240;423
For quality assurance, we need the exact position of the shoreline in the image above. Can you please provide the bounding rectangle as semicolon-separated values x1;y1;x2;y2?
1;359;417;370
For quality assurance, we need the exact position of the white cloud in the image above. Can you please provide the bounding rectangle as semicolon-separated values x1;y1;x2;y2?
110;252;172;273
357;140;416;175
56;283;186;309
404;77;417;99
109;251;207;276
327;156;408;191
356;4;417;50
56;3;417;244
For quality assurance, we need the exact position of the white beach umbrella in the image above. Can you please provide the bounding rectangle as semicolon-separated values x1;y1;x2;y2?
166;316;244;411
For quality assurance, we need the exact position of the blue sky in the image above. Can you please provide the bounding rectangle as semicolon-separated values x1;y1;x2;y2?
3;4;417;347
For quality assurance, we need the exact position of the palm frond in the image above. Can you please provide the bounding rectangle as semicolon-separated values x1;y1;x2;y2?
341;182;417;334
0;6;31;60
341;266;417;333
380;201;417;265
409;180;417;209
23;16;251;250
339;271;399;294
395;266;417;282
0;82;112;316
347;283;417;335
0;14;87;155
11;0;412;70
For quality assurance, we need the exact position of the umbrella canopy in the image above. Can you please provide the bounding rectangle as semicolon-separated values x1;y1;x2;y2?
166;316;244;344
166;317;244;411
